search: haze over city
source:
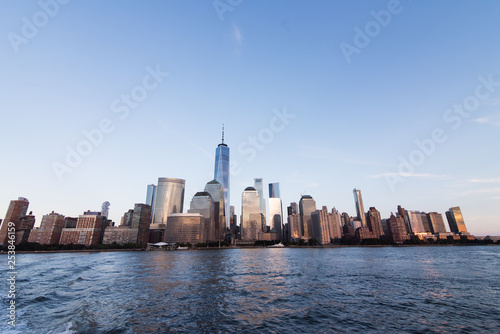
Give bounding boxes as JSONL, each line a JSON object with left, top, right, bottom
{"left": 1, "top": 0, "right": 499, "bottom": 235}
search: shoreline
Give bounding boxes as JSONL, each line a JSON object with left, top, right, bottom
{"left": 2, "top": 243, "right": 498, "bottom": 255}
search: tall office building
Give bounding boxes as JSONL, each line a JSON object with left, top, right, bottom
{"left": 299, "top": 195, "right": 316, "bottom": 239}
{"left": 188, "top": 191, "right": 215, "bottom": 242}
{"left": 366, "top": 207, "right": 384, "bottom": 238}
{"left": 420, "top": 213, "right": 432, "bottom": 233}
{"left": 146, "top": 185, "right": 156, "bottom": 206}
{"left": 254, "top": 178, "right": 266, "bottom": 229}
{"left": 311, "top": 206, "right": 331, "bottom": 244}
{"left": 387, "top": 214, "right": 409, "bottom": 244}
{"left": 406, "top": 211, "right": 425, "bottom": 234}
{"left": 268, "top": 182, "right": 283, "bottom": 239}
{"left": 329, "top": 208, "right": 343, "bottom": 240}
{"left": 397, "top": 205, "right": 411, "bottom": 234}
{"left": 240, "top": 187, "right": 262, "bottom": 241}
{"left": 269, "top": 182, "right": 280, "bottom": 198}
{"left": 427, "top": 212, "right": 447, "bottom": 234}
{"left": 214, "top": 126, "right": 230, "bottom": 230}
{"left": 152, "top": 177, "right": 185, "bottom": 225}
{"left": 0, "top": 197, "right": 30, "bottom": 246}
{"left": 353, "top": 189, "right": 366, "bottom": 228}
{"left": 268, "top": 198, "right": 283, "bottom": 239}
{"left": 205, "top": 180, "right": 225, "bottom": 241}
{"left": 446, "top": 207, "right": 468, "bottom": 233}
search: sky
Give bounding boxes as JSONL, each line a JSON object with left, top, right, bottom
{"left": 1, "top": 0, "right": 499, "bottom": 235}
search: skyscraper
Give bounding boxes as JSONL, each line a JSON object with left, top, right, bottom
{"left": 254, "top": 178, "right": 266, "bottom": 229}
{"left": 205, "top": 180, "right": 225, "bottom": 241}
{"left": 241, "top": 187, "right": 262, "bottom": 241}
{"left": 0, "top": 197, "right": 30, "bottom": 246}
{"left": 446, "top": 206, "right": 467, "bottom": 233}
{"left": 366, "top": 207, "right": 384, "bottom": 238}
{"left": 406, "top": 211, "right": 425, "bottom": 234}
{"left": 299, "top": 195, "right": 316, "bottom": 239}
{"left": 268, "top": 182, "right": 283, "bottom": 239}
{"left": 427, "top": 212, "right": 447, "bottom": 234}
{"left": 214, "top": 126, "right": 230, "bottom": 230}
{"left": 269, "top": 182, "right": 280, "bottom": 198}
{"left": 311, "top": 206, "right": 331, "bottom": 244}
{"left": 146, "top": 184, "right": 156, "bottom": 206}
{"left": 353, "top": 189, "right": 366, "bottom": 228}
{"left": 152, "top": 178, "right": 185, "bottom": 225}
{"left": 188, "top": 191, "right": 215, "bottom": 242}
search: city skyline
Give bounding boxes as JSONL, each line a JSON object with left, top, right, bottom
{"left": 1, "top": 1, "right": 500, "bottom": 235}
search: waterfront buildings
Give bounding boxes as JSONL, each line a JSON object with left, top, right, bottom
{"left": 214, "top": 126, "right": 230, "bottom": 229}
{"left": 28, "top": 212, "right": 65, "bottom": 245}
{"left": 103, "top": 203, "right": 152, "bottom": 245}
{"left": 164, "top": 213, "right": 205, "bottom": 244}
{"left": 60, "top": 211, "right": 107, "bottom": 247}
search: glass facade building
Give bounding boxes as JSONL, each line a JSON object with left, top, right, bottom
{"left": 254, "top": 178, "right": 266, "bottom": 229}
{"left": 269, "top": 182, "right": 280, "bottom": 198}
{"left": 205, "top": 180, "right": 225, "bottom": 241}
{"left": 268, "top": 197, "right": 283, "bottom": 239}
{"left": 299, "top": 195, "right": 316, "bottom": 239}
{"left": 353, "top": 189, "right": 367, "bottom": 228}
{"left": 241, "top": 187, "right": 261, "bottom": 240}
{"left": 152, "top": 178, "right": 185, "bottom": 225}
{"left": 214, "top": 133, "right": 230, "bottom": 230}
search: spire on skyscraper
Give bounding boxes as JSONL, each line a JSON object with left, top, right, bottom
{"left": 222, "top": 124, "right": 224, "bottom": 144}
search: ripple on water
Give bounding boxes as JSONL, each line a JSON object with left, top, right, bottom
{"left": 7, "top": 247, "right": 500, "bottom": 333}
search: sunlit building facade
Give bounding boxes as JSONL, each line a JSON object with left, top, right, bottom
{"left": 152, "top": 177, "right": 185, "bottom": 225}
{"left": 164, "top": 213, "right": 205, "bottom": 244}
{"left": 427, "top": 212, "right": 447, "bottom": 234}
{"left": 241, "top": 187, "right": 262, "bottom": 241}
{"left": 446, "top": 207, "right": 467, "bottom": 234}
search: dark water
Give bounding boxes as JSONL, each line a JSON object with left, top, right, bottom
{"left": 1, "top": 246, "right": 500, "bottom": 333}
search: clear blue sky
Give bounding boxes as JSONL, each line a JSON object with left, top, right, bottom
{"left": 1, "top": 0, "right": 499, "bottom": 235}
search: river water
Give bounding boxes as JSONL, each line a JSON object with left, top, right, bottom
{"left": 1, "top": 246, "right": 499, "bottom": 333}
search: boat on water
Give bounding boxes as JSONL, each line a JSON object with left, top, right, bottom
{"left": 176, "top": 246, "right": 189, "bottom": 250}
{"left": 267, "top": 242, "right": 285, "bottom": 248}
